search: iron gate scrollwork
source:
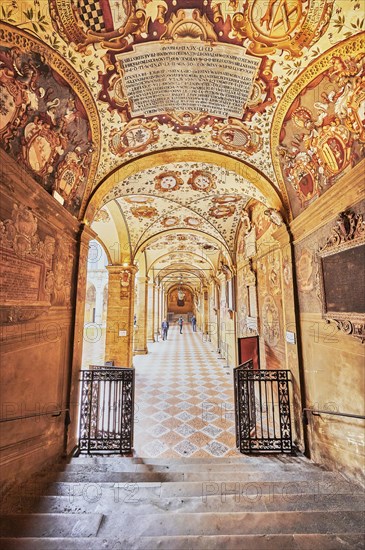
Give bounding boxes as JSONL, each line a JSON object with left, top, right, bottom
{"left": 78, "top": 366, "right": 134, "bottom": 454}
{"left": 234, "top": 361, "right": 293, "bottom": 453}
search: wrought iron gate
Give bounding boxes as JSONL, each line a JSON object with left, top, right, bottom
{"left": 78, "top": 366, "right": 134, "bottom": 454}
{"left": 234, "top": 360, "right": 293, "bottom": 453}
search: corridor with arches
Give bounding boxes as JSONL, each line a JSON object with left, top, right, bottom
{"left": 0, "top": 3, "right": 364, "bottom": 547}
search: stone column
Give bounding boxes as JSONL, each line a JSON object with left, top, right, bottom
{"left": 147, "top": 280, "right": 155, "bottom": 343}
{"left": 133, "top": 276, "right": 148, "bottom": 354}
{"left": 202, "top": 287, "right": 209, "bottom": 335}
{"left": 68, "top": 224, "right": 97, "bottom": 453}
{"left": 105, "top": 265, "right": 138, "bottom": 367}
{"left": 154, "top": 284, "right": 160, "bottom": 340}
{"left": 94, "top": 278, "right": 105, "bottom": 325}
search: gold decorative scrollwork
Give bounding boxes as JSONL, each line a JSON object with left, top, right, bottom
{"left": 161, "top": 9, "right": 217, "bottom": 42}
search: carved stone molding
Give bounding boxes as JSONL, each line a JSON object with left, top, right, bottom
{"left": 327, "top": 318, "right": 365, "bottom": 344}
{"left": 317, "top": 210, "right": 365, "bottom": 344}
{"left": 320, "top": 211, "right": 365, "bottom": 255}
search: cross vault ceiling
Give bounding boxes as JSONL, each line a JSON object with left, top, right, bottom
{"left": 0, "top": 1, "right": 364, "bottom": 279}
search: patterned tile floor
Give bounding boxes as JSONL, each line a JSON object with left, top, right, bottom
{"left": 134, "top": 324, "right": 240, "bottom": 458}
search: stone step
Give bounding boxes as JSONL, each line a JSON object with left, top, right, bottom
{"left": 0, "top": 513, "right": 103, "bottom": 538}
{"left": 46, "top": 470, "right": 342, "bottom": 484}
{"left": 14, "top": 492, "right": 365, "bottom": 515}
{"left": 16, "top": 478, "right": 361, "bottom": 500}
{"left": 63, "top": 461, "right": 324, "bottom": 474}
{"left": 141, "top": 534, "right": 365, "bottom": 550}
{"left": 72, "top": 455, "right": 312, "bottom": 466}
{"left": 97, "top": 510, "right": 365, "bottom": 537}
{"left": 1, "top": 534, "right": 365, "bottom": 550}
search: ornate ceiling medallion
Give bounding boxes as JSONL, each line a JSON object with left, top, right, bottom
{"left": 154, "top": 171, "right": 184, "bottom": 192}
{"left": 109, "top": 119, "right": 160, "bottom": 156}
{"left": 212, "top": 195, "right": 242, "bottom": 204}
{"left": 184, "top": 217, "right": 202, "bottom": 228}
{"left": 22, "top": 119, "right": 66, "bottom": 178}
{"left": 130, "top": 206, "right": 158, "bottom": 218}
{"left": 49, "top": 0, "right": 152, "bottom": 53}
{"left": 161, "top": 216, "right": 179, "bottom": 227}
{"left": 209, "top": 204, "right": 236, "bottom": 218}
{"left": 124, "top": 196, "right": 153, "bottom": 204}
{"left": 312, "top": 124, "right": 351, "bottom": 176}
{"left": 211, "top": 121, "right": 262, "bottom": 153}
{"left": 232, "top": 0, "right": 334, "bottom": 58}
{"left": 55, "top": 151, "right": 86, "bottom": 205}
{"left": 187, "top": 170, "right": 216, "bottom": 192}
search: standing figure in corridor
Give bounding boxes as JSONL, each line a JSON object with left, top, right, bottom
{"left": 191, "top": 315, "right": 197, "bottom": 332}
{"left": 178, "top": 316, "right": 183, "bottom": 334}
{"left": 161, "top": 319, "right": 168, "bottom": 340}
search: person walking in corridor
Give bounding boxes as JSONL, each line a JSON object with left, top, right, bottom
{"left": 178, "top": 316, "right": 183, "bottom": 334}
{"left": 161, "top": 319, "right": 168, "bottom": 340}
{"left": 191, "top": 315, "right": 197, "bottom": 332}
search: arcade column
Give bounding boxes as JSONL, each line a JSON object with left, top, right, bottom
{"left": 133, "top": 275, "right": 149, "bottom": 355}
{"left": 105, "top": 264, "right": 138, "bottom": 367}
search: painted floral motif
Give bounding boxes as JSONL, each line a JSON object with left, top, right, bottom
{"left": 154, "top": 171, "right": 184, "bottom": 192}
{"left": 130, "top": 205, "right": 158, "bottom": 218}
{"left": 187, "top": 170, "right": 217, "bottom": 192}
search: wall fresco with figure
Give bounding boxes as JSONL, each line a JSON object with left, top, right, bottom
{"left": 0, "top": 41, "right": 98, "bottom": 217}
{"left": 278, "top": 51, "right": 365, "bottom": 217}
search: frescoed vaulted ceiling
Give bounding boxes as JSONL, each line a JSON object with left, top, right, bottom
{"left": 0, "top": 1, "right": 364, "bottom": 276}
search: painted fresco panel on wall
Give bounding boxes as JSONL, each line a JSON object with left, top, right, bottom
{"left": 278, "top": 52, "right": 365, "bottom": 217}
{"left": 0, "top": 45, "right": 94, "bottom": 217}
{"left": 257, "top": 248, "right": 285, "bottom": 369}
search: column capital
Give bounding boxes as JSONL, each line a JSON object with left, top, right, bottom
{"left": 106, "top": 264, "right": 138, "bottom": 275}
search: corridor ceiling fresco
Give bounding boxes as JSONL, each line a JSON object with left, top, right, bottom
{"left": 0, "top": 1, "right": 364, "bottom": 263}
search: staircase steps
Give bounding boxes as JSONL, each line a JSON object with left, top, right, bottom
{"left": 0, "top": 455, "right": 363, "bottom": 549}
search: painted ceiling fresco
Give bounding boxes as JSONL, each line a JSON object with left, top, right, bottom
{"left": 98, "top": 161, "right": 271, "bottom": 255}
{"left": 0, "top": 1, "right": 364, "bottom": 227}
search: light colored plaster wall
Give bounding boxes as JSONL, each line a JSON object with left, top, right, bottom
{"left": 291, "top": 162, "right": 365, "bottom": 484}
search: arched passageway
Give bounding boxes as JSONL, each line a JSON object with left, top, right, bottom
{"left": 0, "top": 9, "right": 364, "bottom": 547}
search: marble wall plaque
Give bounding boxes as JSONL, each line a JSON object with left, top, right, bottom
{"left": 117, "top": 42, "right": 260, "bottom": 118}
{"left": 0, "top": 249, "right": 43, "bottom": 302}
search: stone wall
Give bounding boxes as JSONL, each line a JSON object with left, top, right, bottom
{"left": 0, "top": 150, "right": 82, "bottom": 487}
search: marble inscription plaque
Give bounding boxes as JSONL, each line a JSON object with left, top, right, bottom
{"left": 117, "top": 42, "right": 260, "bottom": 118}
{"left": 0, "top": 250, "right": 42, "bottom": 302}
